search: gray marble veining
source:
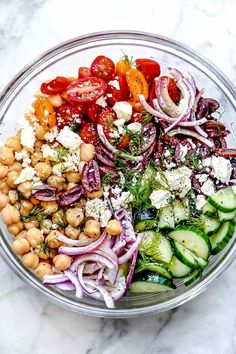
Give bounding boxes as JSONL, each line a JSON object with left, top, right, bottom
{"left": 1, "top": 0, "right": 236, "bottom": 353}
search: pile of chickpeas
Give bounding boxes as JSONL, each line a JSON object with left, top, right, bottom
{"left": 0, "top": 107, "right": 123, "bottom": 280}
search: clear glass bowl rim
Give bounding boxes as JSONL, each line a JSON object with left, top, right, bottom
{"left": 1, "top": 30, "right": 236, "bottom": 318}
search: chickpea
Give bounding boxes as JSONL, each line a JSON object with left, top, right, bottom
{"left": 53, "top": 254, "right": 72, "bottom": 271}
{"left": 47, "top": 175, "right": 65, "bottom": 191}
{"left": 66, "top": 207, "right": 84, "bottom": 228}
{"left": 106, "top": 219, "right": 122, "bottom": 236}
{"left": 6, "top": 171, "right": 19, "bottom": 188}
{"left": 8, "top": 221, "right": 24, "bottom": 236}
{"left": 8, "top": 162, "right": 22, "bottom": 173}
{"left": 35, "top": 262, "right": 53, "bottom": 279}
{"left": 5, "top": 136, "right": 21, "bottom": 152}
{"left": 0, "top": 192, "right": 9, "bottom": 210}
{"left": 52, "top": 210, "right": 67, "bottom": 227}
{"left": 48, "top": 95, "right": 63, "bottom": 107}
{"left": 22, "top": 252, "right": 39, "bottom": 269}
{"left": 0, "top": 180, "right": 9, "bottom": 194}
{"left": 26, "top": 228, "right": 43, "bottom": 248}
{"left": 0, "top": 146, "right": 15, "bottom": 166}
{"left": 30, "top": 197, "right": 40, "bottom": 206}
{"left": 0, "top": 163, "right": 8, "bottom": 179}
{"left": 1, "top": 204, "right": 20, "bottom": 225}
{"left": 36, "top": 245, "right": 50, "bottom": 260}
{"left": 24, "top": 220, "right": 40, "bottom": 230}
{"left": 41, "top": 201, "right": 58, "bottom": 214}
{"left": 25, "top": 113, "right": 38, "bottom": 125}
{"left": 86, "top": 187, "right": 103, "bottom": 199}
{"left": 80, "top": 143, "right": 95, "bottom": 162}
{"left": 78, "top": 161, "right": 86, "bottom": 174}
{"left": 75, "top": 198, "right": 86, "bottom": 212}
{"left": 12, "top": 238, "right": 30, "bottom": 255}
{"left": 65, "top": 171, "right": 81, "bottom": 183}
{"left": 35, "top": 162, "right": 52, "bottom": 179}
{"left": 84, "top": 219, "right": 101, "bottom": 238}
{"left": 31, "top": 151, "right": 43, "bottom": 167}
{"left": 79, "top": 232, "right": 92, "bottom": 244}
{"left": 49, "top": 249, "right": 57, "bottom": 259}
{"left": 8, "top": 190, "right": 18, "bottom": 204}
{"left": 35, "top": 125, "right": 48, "bottom": 140}
{"left": 17, "top": 182, "right": 32, "bottom": 199}
{"left": 40, "top": 219, "right": 52, "bottom": 235}
{"left": 45, "top": 230, "right": 62, "bottom": 249}
{"left": 65, "top": 224, "right": 80, "bottom": 240}
{"left": 67, "top": 182, "right": 77, "bottom": 190}
{"left": 34, "top": 140, "right": 44, "bottom": 151}
{"left": 18, "top": 200, "right": 34, "bottom": 216}
{"left": 14, "top": 230, "right": 27, "bottom": 240}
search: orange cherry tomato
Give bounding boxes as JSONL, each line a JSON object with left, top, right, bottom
{"left": 115, "top": 58, "right": 131, "bottom": 76}
{"left": 126, "top": 68, "right": 149, "bottom": 102}
{"left": 117, "top": 134, "right": 131, "bottom": 150}
{"left": 33, "top": 98, "right": 56, "bottom": 129}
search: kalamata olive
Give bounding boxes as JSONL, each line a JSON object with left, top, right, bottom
{"left": 192, "top": 177, "right": 201, "bottom": 193}
{"left": 216, "top": 148, "right": 236, "bottom": 158}
{"left": 130, "top": 123, "right": 156, "bottom": 154}
{"left": 199, "top": 145, "right": 211, "bottom": 158}
{"left": 175, "top": 140, "right": 195, "bottom": 165}
{"left": 95, "top": 144, "right": 115, "bottom": 167}
{"left": 82, "top": 160, "right": 101, "bottom": 192}
{"left": 197, "top": 98, "right": 209, "bottom": 119}
{"left": 32, "top": 184, "right": 58, "bottom": 201}
{"left": 162, "top": 134, "right": 180, "bottom": 148}
{"left": 58, "top": 185, "right": 84, "bottom": 207}
{"left": 154, "top": 139, "right": 164, "bottom": 159}
{"left": 204, "top": 98, "right": 220, "bottom": 113}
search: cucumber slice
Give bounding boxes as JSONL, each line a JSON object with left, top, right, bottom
{"left": 169, "top": 225, "right": 211, "bottom": 260}
{"left": 135, "top": 219, "right": 158, "bottom": 232}
{"left": 130, "top": 273, "right": 176, "bottom": 293}
{"left": 139, "top": 231, "right": 173, "bottom": 263}
{"left": 167, "top": 256, "right": 192, "bottom": 278}
{"left": 158, "top": 205, "right": 175, "bottom": 230}
{"left": 134, "top": 208, "right": 156, "bottom": 222}
{"left": 184, "top": 270, "right": 202, "bottom": 286}
{"left": 202, "top": 202, "right": 216, "bottom": 217}
{"left": 192, "top": 254, "right": 208, "bottom": 268}
{"left": 208, "top": 188, "right": 236, "bottom": 212}
{"left": 210, "top": 221, "right": 235, "bottom": 254}
{"left": 218, "top": 210, "right": 236, "bottom": 222}
{"left": 172, "top": 240, "right": 198, "bottom": 269}
{"left": 173, "top": 199, "right": 189, "bottom": 224}
{"left": 201, "top": 215, "right": 221, "bottom": 235}
{"left": 135, "top": 260, "right": 172, "bottom": 279}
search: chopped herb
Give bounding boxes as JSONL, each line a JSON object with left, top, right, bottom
{"left": 39, "top": 240, "right": 51, "bottom": 255}
{"left": 57, "top": 146, "right": 70, "bottom": 161}
{"left": 70, "top": 123, "right": 80, "bottom": 132}
{"left": 126, "top": 127, "right": 144, "bottom": 155}
{"left": 102, "top": 172, "right": 116, "bottom": 185}
{"left": 54, "top": 210, "right": 67, "bottom": 228}
{"left": 21, "top": 205, "right": 51, "bottom": 222}
{"left": 17, "top": 190, "right": 26, "bottom": 200}
{"left": 186, "top": 151, "right": 202, "bottom": 171}
{"left": 141, "top": 112, "right": 153, "bottom": 124}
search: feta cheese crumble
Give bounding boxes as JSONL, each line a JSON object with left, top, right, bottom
{"left": 20, "top": 125, "right": 35, "bottom": 152}
{"left": 201, "top": 179, "right": 215, "bottom": 196}
{"left": 196, "top": 195, "right": 206, "bottom": 210}
{"left": 127, "top": 122, "right": 142, "bottom": 133}
{"left": 57, "top": 126, "right": 82, "bottom": 150}
{"left": 96, "top": 96, "right": 107, "bottom": 108}
{"left": 14, "top": 167, "right": 35, "bottom": 185}
{"left": 156, "top": 167, "right": 192, "bottom": 198}
{"left": 150, "top": 190, "right": 172, "bottom": 209}
{"left": 113, "top": 101, "right": 132, "bottom": 122}
{"left": 42, "top": 144, "right": 58, "bottom": 161}
{"left": 15, "top": 148, "right": 30, "bottom": 161}
{"left": 111, "top": 191, "right": 133, "bottom": 211}
{"left": 108, "top": 80, "right": 120, "bottom": 90}
{"left": 211, "top": 156, "right": 232, "bottom": 184}
{"left": 52, "top": 161, "right": 77, "bottom": 176}
{"left": 85, "top": 198, "right": 112, "bottom": 227}
{"left": 44, "top": 127, "right": 58, "bottom": 143}
{"left": 179, "top": 144, "right": 188, "bottom": 162}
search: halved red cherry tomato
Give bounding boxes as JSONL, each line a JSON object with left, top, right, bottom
{"left": 56, "top": 104, "right": 83, "bottom": 130}
{"left": 162, "top": 76, "right": 181, "bottom": 104}
{"left": 136, "top": 58, "right": 160, "bottom": 83}
{"left": 148, "top": 82, "right": 156, "bottom": 107}
{"left": 78, "top": 67, "right": 92, "bottom": 79}
{"left": 66, "top": 77, "right": 107, "bottom": 104}
{"left": 126, "top": 68, "right": 149, "bottom": 102}
{"left": 32, "top": 98, "right": 56, "bottom": 129}
{"left": 115, "top": 57, "right": 131, "bottom": 76}
{"left": 130, "top": 112, "right": 142, "bottom": 123}
{"left": 90, "top": 55, "right": 115, "bottom": 82}
{"left": 106, "top": 75, "right": 130, "bottom": 105}
{"left": 118, "top": 74, "right": 130, "bottom": 99}
{"left": 87, "top": 103, "right": 101, "bottom": 122}
{"left": 117, "top": 134, "right": 131, "bottom": 150}
{"left": 97, "top": 107, "right": 116, "bottom": 139}
{"left": 80, "top": 122, "right": 98, "bottom": 144}
{"left": 40, "top": 77, "right": 70, "bottom": 95}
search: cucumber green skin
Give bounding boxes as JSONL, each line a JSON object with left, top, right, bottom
{"left": 169, "top": 225, "right": 212, "bottom": 260}
{"left": 135, "top": 261, "right": 172, "bottom": 279}
{"left": 202, "top": 216, "right": 221, "bottom": 236}
{"left": 184, "top": 270, "right": 201, "bottom": 286}
{"left": 130, "top": 273, "right": 176, "bottom": 293}
{"left": 139, "top": 231, "right": 173, "bottom": 264}
{"left": 218, "top": 210, "right": 236, "bottom": 222}
{"left": 202, "top": 203, "right": 216, "bottom": 217}
{"left": 208, "top": 188, "right": 236, "bottom": 212}
{"left": 135, "top": 219, "right": 158, "bottom": 232}
{"left": 158, "top": 205, "right": 175, "bottom": 230}
{"left": 167, "top": 256, "right": 192, "bottom": 278}
{"left": 210, "top": 221, "right": 235, "bottom": 254}
{"left": 172, "top": 240, "right": 198, "bottom": 269}
{"left": 173, "top": 199, "right": 189, "bottom": 224}
{"left": 193, "top": 255, "right": 208, "bottom": 268}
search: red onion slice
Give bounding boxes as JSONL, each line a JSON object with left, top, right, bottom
{"left": 64, "top": 270, "right": 83, "bottom": 298}
{"left": 70, "top": 253, "right": 116, "bottom": 274}
{"left": 84, "top": 279, "right": 115, "bottom": 308}
{"left": 169, "top": 128, "right": 214, "bottom": 148}
{"left": 55, "top": 281, "right": 76, "bottom": 291}
{"left": 125, "top": 248, "right": 138, "bottom": 294}
{"left": 118, "top": 234, "right": 143, "bottom": 265}
{"left": 43, "top": 274, "right": 69, "bottom": 285}
{"left": 77, "top": 263, "right": 96, "bottom": 294}
{"left": 156, "top": 77, "right": 182, "bottom": 118}
{"left": 57, "top": 234, "right": 93, "bottom": 247}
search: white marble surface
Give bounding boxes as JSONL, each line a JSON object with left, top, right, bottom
{"left": 1, "top": 0, "right": 236, "bottom": 353}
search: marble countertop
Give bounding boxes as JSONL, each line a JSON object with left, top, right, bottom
{"left": 1, "top": 0, "right": 236, "bottom": 353}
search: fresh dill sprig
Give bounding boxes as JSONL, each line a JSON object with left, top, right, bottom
{"left": 101, "top": 172, "right": 116, "bottom": 185}
{"left": 57, "top": 146, "right": 70, "bottom": 161}
{"left": 186, "top": 151, "right": 202, "bottom": 171}
{"left": 70, "top": 123, "right": 80, "bottom": 132}
{"left": 54, "top": 210, "right": 67, "bottom": 228}
{"left": 125, "top": 128, "right": 144, "bottom": 156}
{"left": 17, "top": 190, "right": 27, "bottom": 200}
{"left": 141, "top": 112, "right": 153, "bottom": 124}
{"left": 39, "top": 240, "right": 51, "bottom": 255}
{"left": 21, "top": 205, "right": 51, "bottom": 222}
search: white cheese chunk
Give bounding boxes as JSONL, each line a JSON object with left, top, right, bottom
{"left": 179, "top": 144, "right": 188, "bottom": 162}
{"left": 15, "top": 148, "right": 30, "bottom": 161}
{"left": 127, "top": 122, "right": 142, "bottom": 133}
{"left": 85, "top": 198, "right": 112, "bottom": 227}
{"left": 113, "top": 101, "right": 132, "bottom": 122}
{"left": 96, "top": 96, "right": 107, "bottom": 108}
{"left": 157, "top": 167, "right": 192, "bottom": 198}
{"left": 150, "top": 189, "right": 172, "bottom": 209}
{"left": 57, "top": 126, "right": 82, "bottom": 150}
{"left": 201, "top": 179, "right": 215, "bottom": 196}
{"left": 44, "top": 126, "right": 58, "bottom": 143}
{"left": 14, "top": 167, "right": 35, "bottom": 185}
{"left": 111, "top": 191, "right": 133, "bottom": 211}
{"left": 195, "top": 174, "right": 208, "bottom": 184}
{"left": 196, "top": 195, "right": 206, "bottom": 210}
{"left": 108, "top": 80, "right": 120, "bottom": 90}
{"left": 20, "top": 125, "right": 35, "bottom": 152}
{"left": 22, "top": 158, "right": 31, "bottom": 168}
{"left": 52, "top": 161, "right": 77, "bottom": 176}
{"left": 211, "top": 156, "right": 232, "bottom": 184}
{"left": 42, "top": 144, "right": 58, "bottom": 161}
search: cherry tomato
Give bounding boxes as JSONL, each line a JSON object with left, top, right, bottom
{"left": 87, "top": 103, "right": 101, "bottom": 122}
{"left": 162, "top": 76, "right": 181, "bottom": 104}
{"left": 56, "top": 104, "right": 83, "bottom": 130}
{"left": 136, "top": 58, "right": 161, "bottom": 83}
{"left": 97, "top": 107, "right": 116, "bottom": 139}
{"left": 32, "top": 98, "right": 56, "bottom": 129}
{"left": 115, "top": 57, "right": 131, "bottom": 76}
{"left": 118, "top": 74, "right": 130, "bottom": 99}
{"left": 78, "top": 67, "right": 92, "bottom": 78}
{"left": 130, "top": 112, "right": 142, "bottom": 123}
{"left": 90, "top": 55, "right": 115, "bottom": 82}
{"left": 148, "top": 82, "right": 156, "bottom": 107}
{"left": 106, "top": 75, "right": 130, "bottom": 105}
{"left": 117, "top": 134, "right": 131, "bottom": 150}
{"left": 80, "top": 122, "right": 98, "bottom": 144}
{"left": 66, "top": 77, "right": 107, "bottom": 104}
{"left": 126, "top": 68, "right": 149, "bottom": 102}
{"left": 40, "top": 77, "right": 70, "bottom": 95}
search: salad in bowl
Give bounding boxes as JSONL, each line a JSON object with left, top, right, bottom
{"left": 0, "top": 51, "right": 236, "bottom": 309}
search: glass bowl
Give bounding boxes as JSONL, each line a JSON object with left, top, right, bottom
{"left": 1, "top": 31, "right": 236, "bottom": 318}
